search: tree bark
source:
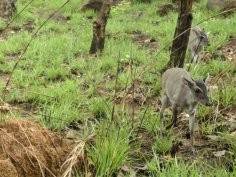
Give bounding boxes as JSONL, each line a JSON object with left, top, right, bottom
{"left": 89, "top": 0, "right": 112, "bottom": 54}
{"left": 161, "top": 0, "right": 193, "bottom": 73}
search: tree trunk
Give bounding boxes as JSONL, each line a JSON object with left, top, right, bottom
{"left": 89, "top": 0, "right": 112, "bottom": 54}
{"left": 161, "top": 0, "right": 193, "bottom": 73}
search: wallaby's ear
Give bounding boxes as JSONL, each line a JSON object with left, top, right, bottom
{"left": 182, "top": 76, "right": 194, "bottom": 88}
{"left": 203, "top": 73, "right": 210, "bottom": 84}
{"left": 194, "top": 86, "right": 203, "bottom": 94}
{"left": 182, "top": 77, "right": 204, "bottom": 95}
{"left": 206, "top": 31, "right": 210, "bottom": 36}
{"left": 192, "top": 28, "right": 200, "bottom": 37}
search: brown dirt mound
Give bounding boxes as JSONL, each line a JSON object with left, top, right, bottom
{"left": 0, "top": 119, "right": 76, "bottom": 177}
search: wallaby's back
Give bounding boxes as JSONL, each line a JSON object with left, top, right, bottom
{"left": 162, "top": 68, "right": 191, "bottom": 91}
{"left": 188, "top": 26, "right": 209, "bottom": 53}
{"left": 187, "top": 26, "right": 209, "bottom": 64}
{"left": 188, "top": 26, "right": 201, "bottom": 51}
{"left": 162, "top": 68, "right": 193, "bottom": 106}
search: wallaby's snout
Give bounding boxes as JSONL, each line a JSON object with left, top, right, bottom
{"left": 194, "top": 79, "right": 212, "bottom": 107}
{"left": 205, "top": 95, "right": 213, "bottom": 107}
{"left": 203, "top": 94, "right": 212, "bottom": 107}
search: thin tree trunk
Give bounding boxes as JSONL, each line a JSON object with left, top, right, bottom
{"left": 89, "top": 0, "right": 112, "bottom": 54}
{"left": 161, "top": 0, "right": 193, "bottom": 73}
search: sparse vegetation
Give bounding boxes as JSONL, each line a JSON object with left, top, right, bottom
{"left": 0, "top": 0, "right": 235, "bottom": 176}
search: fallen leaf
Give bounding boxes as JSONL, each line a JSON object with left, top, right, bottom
{"left": 0, "top": 103, "right": 11, "bottom": 113}
{"left": 207, "top": 135, "right": 220, "bottom": 141}
{"left": 213, "top": 150, "right": 226, "bottom": 157}
{"left": 230, "top": 131, "right": 236, "bottom": 136}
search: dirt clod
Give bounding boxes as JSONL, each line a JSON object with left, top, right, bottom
{"left": 0, "top": 119, "right": 77, "bottom": 177}
{"left": 0, "top": 159, "right": 18, "bottom": 177}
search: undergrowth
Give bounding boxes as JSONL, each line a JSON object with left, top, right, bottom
{"left": 0, "top": 0, "right": 235, "bottom": 176}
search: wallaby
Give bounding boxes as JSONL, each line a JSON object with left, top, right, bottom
{"left": 188, "top": 26, "right": 210, "bottom": 64}
{"left": 160, "top": 68, "right": 212, "bottom": 151}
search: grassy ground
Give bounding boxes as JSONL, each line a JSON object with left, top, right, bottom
{"left": 0, "top": 0, "right": 236, "bottom": 176}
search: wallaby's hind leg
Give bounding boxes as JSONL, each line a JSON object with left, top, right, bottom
{"left": 194, "top": 55, "right": 201, "bottom": 70}
{"left": 160, "top": 95, "right": 169, "bottom": 138}
{"left": 190, "top": 50, "right": 196, "bottom": 63}
{"left": 189, "top": 111, "right": 196, "bottom": 152}
{"left": 193, "top": 55, "right": 199, "bottom": 64}
{"left": 166, "top": 103, "right": 178, "bottom": 129}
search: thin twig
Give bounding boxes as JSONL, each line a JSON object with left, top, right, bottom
{"left": 129, "top": 42, "right": 135, "bottom": 129}
{"left": 27, "top": 91, "right": 57, "bottom": 99}
{"left": 111, "top": 52, "right": 121, "bottom": 122}
{"left": 211, "top": 65, "right": 233, "bottom": 83}
{"left": 138, "top": 106, "right": 149, "bottom": 128}
{"left": 131, "top": 62, "right": 135, "bottom": 129}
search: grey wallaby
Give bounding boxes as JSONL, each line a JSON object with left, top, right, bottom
{"left": 160, "top": 68, "right": 212, "bottom": 151}
{"left": 188, "top": 26, "right": 210, "bottom": 64}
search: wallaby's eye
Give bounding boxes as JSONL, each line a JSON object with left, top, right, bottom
{"left": 200, "top": 35, "right": 205, "bottom": 40}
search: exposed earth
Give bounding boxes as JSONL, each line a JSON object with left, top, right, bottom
{"left": 0, "top": 119, "right": 79, "bottom": 177}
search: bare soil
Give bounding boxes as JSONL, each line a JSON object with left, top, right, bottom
{"left": 221, "top": 37, "right": 236, "bottom": 63}
{"left": 130, "top": 30, "right": 160, "bottom": 53}
{"left": 204, "top": 36, "right": 236, "bottom": 63}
